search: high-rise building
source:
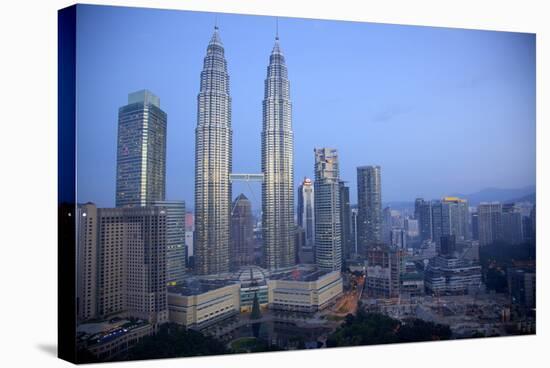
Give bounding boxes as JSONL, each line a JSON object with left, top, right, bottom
{"left": 313, "top": 149, "right": 342, "bottom": 270}
{"left": 351, "top": 208, "right": 359, "bottom": 256}
{"left": 390, "top": 228, "right": 407, "bottom": 249}
{"left": 77, "top": 203, "right": 98, "bottom": 321}
{"left": 382, "top": 206, "right": 392, "bottom": 244}
{"left": 116, "top": 90, "right": 167, "bottom": 208}
{"left": 194, "top": 27, "right": 232, "bottom": 275}
{"left": 431, "top": 200, "right": 451, "bottom": 247}
{"left": 261, "top": 33, "right": 295, "bottom": 270}
{"left": 442, "top": 197, "right": 470, "bottom": 241}
{"left": 357, "top": 166, "right": 382, "bottom": 255}
{"left": 153, "top": 201, "right": 186, "bottom": 285}
{"left": 478, "top": 202, "right": 503, "bottom": 246}
{"left": 471, "top": 212, "right": 479, "bottom": 240}
{"left": 502, "top": 203, "right": 524, "bottom": 245}
{"left": 339, "top": 181, "right": 352, "bottom": 263}
{"left": 405, "top": 218, "right": 419, "bottom": 238}
{"left": 297, "top": 178, "right": 315, "bottom": 247}
{"left": 230, "top": 194, "right": 255, "bottom": 270}
{"left": 440, "top": 234, "right": 456, "bottom": 256}
{"left": 77, "top": 203, "right": 168, "bottom": 325}
{"left": 414, "top": 198, "right": 433, "bottom": 242}
{"left": 314, "top": 148, "right": 342, "bottom": 272}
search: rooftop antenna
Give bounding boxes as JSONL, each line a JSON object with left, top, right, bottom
{"left": 275, "top": 17, "right": 279, "bottom": 40}
{"left": 214, "top": 15, "right": 218, "bottom": 30}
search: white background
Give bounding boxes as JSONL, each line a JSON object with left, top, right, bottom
{"left": 0, "top": 0, "right": 547, "bottom": 367}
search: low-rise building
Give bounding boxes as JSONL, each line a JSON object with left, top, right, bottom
{"left": 424, "top": 256, "right": 482, "bottom": 295}
{"left": 232, "top": 266, "right": 269, "bottom": 312}
{"left": 365, "top": 244, "right": 404, "bottom": 299}
{"left": 267, "top": 267, "right": 343, "bottom": 312}
{"left": 400, "top": 271, "right": 425, "bottom": 297}
{"left": 167, "top": 279, "right": 240, "bottom": 329}
{"left": 77, "top": 319, "right": 153, "bottom": 361}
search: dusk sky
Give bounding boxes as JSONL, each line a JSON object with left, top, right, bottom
{"left": 76, "top": 4, "right": 536, "bottom": 210}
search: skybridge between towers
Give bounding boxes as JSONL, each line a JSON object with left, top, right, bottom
{"left": 230, "top": 173, "right": 265, "bottom": 183}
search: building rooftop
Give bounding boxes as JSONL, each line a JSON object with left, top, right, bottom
{"left": 168, "top": 278, "right": 236, "bottom": 296}
{"left": 269, "top": 266, "right": 333, "bottom": 282}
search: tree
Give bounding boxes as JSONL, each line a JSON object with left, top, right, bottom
{"left": 326, "top": 312, "right": 452, "bottom": 348}
{"left": 119, "top": 323, "right": 228, "bottom": 361}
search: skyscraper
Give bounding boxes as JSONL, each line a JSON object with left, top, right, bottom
{"left": 351, "top": 208, "right": 359, "bottom": 256}
{"left": 502, "top": 203, "right": 524, "bottom": 245}
{"left": 339, "top": 181, "right": 352, "bottom": 263}
{"left": 414, "top": 198, "right": 433, "bottom": 242}
{"left": 116, "top": 90, "right": 167, "bottom": 208}
{"left": 390, "top": 228, "right": 407, "bottom": 249}
{"left": 230, "top": 194, "right": 255, "bottom": 270}
{"left": 314, "top": 148, "right": 342, "bottom": 272}
{"left": 478, "top": 202, "right": 503, "bottom": 246}
{"left": 261, "top": 32, "right": 295, "bottom": 270}
{"left": 357, "top": 165, "right": 382, "bottom": 255}
{"left": 194, "top": 27, "right": 232, "bottom": 275}
{"left": 297, "top": 178, "right": 315, "bottom": 247}
{"left": 442, "top": 196, "right": 470, "bottom": 241}
{"left": 153, "top": 200, "right": 187, "bottom": 285}
{"left": 382, "top": 206, "right": 393, "bottom": 244}
{"left": 431, "top": 199, "right": 454, "bottom": 246}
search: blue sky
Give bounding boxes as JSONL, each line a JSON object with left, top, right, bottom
{"left": 75, "top": 4, "right": 535, "bottom": 210}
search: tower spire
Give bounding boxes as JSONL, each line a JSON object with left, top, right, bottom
{"left": 275, "top": 17, "right": 279, "bottom": 40}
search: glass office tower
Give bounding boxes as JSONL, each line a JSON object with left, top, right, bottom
{"left": 115, "top": 90, "right": 167, "bottom": 208}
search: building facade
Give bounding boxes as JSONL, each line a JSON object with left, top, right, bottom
{"left": 154, "top": 200, "right": 187, "bottom": 285}
{"left": 297, "top": 178, "right": 315, "bottom": 247}
{"left": 365, "top": 244, "right": 404, "bottom": 299}
{"left": 357, "top": 166, "right": 382, "bottom": 255}
{"left": 168, "top": 280, "right": 240, "bottom": 329}
{"left": 414, "top": 198, "right": 433, "bottom": 242}
{"left": 194, "top": 27, "right": 232, "bottom": 275}
{"left": 339, "top": 181, "right": 352, "bottom": 263}
{"left": 502, "top": 203, "right": 524, "bottom": 245}
{"left": 267, "top": 269, "right": 343, "bottom": 312}
{"left": 477, "top": 202, "right": 503, "bottom": 246}
{"left": 230, "top": 194, "right": 255, "bottom": 270}
{"left": 261, "top": 34, "right": 295, "bottom": 270}
{"left": 77, "top": 203, "right": 98, "bottom": 321}
{"left": 77, "top": 203, "right": 168, "bottom": 325}
{"left": 116, "top": 90, "right": 167, "bottom": 208}
{"left": 314, "top": 148, "right": 342, "bottom": 272}
{"left": 424, "top": 256, "right": 482, "bottom": 295}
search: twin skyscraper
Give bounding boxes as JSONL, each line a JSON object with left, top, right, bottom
{"left": 194, "top": 26, "right": 295, "bottom": 275}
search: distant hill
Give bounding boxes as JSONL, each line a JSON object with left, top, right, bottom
{"left": 505, "top": 192, "right": 536, "bottom": 204}
{"left": 451, "top": 185, "right": 536, "bottom": 206}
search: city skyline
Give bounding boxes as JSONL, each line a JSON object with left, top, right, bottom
{"left": 76, "top": 5, "right": 536, "bottom": 210}
{"left": 66, "top": 5, "right": 537, "bottom": 362}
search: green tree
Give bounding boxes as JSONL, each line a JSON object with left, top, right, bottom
{"left": 326, "top": 312, "right": 451, "bottom": 348}
{"left": 119, "top": 323, "right": 228, "bottom": 361}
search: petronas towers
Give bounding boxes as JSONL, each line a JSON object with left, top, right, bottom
{"left": 194, "top": 26, "right": 295, "bottom": 275}
{"left": 261, "top": 36, "right": 295, "bottom": 270}
{"left": 194, "top": 27, "right": 232, "bottom": 275}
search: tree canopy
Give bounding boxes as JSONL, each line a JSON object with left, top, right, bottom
{"left": 326, "top": 311, "right": 452, "bottom": 347}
